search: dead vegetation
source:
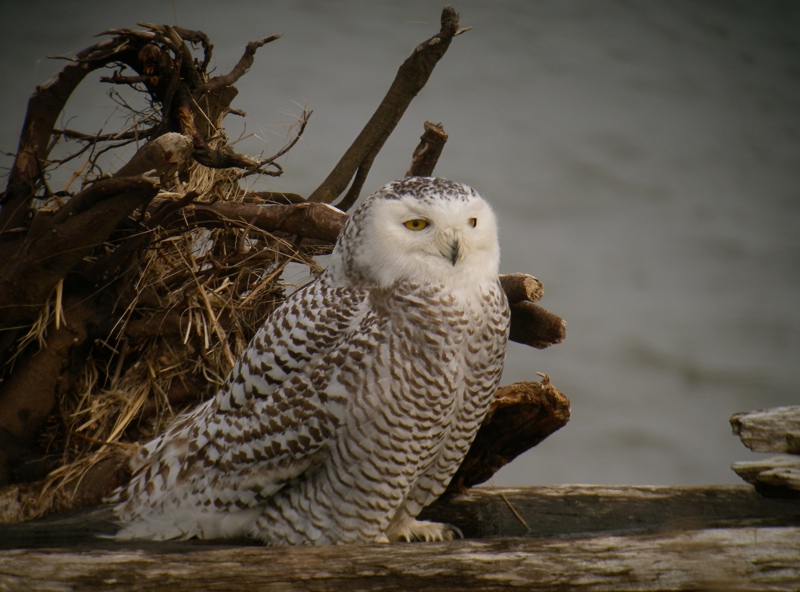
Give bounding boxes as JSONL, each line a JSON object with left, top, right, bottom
{"left": 0, "top": 6, "right": 567, "bottom": 523}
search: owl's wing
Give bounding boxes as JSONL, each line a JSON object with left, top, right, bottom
{"left": 220, "top": 280, "right": 372, "bottom": 406}
{"left": 125, "top": 280, "right": 377, "bottom": 510}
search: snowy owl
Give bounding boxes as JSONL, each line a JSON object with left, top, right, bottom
{"left": 109, "top": 176, "right": 510, "bottom": 545}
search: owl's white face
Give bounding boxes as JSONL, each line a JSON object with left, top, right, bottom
{"left": 330, "top": 178, "right": 501, "bottom": 290}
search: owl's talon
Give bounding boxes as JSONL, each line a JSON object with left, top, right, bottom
{"left": 389, "top": 519, "right": 462, "bottom": 543}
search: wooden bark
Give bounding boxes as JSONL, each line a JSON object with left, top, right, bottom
{"left": 2, "top": 486, "right": 798, "bottom": 591}
{"left": 406, "top": 121, "right": 449, "bottom": 178}
{"left": 499, "top": 273, "right": 544, "bottom": 304}
{"left": 731, "top": 406, "right": 800, "bottom": 454}
{"left": 732, "top": 455, "right": 800, "bottom": 496}
{"left": 0, "top": 174, "right": 160, "bottom": 336}
{"left": 730, "top": 406, "right": 800, "bottom": 495}
{"left": 508, "top": 301, "right": 567, "bottom": 349}
{"left": 4, "top": 530, "right": 799, "bottom": 592}
{"left": 184, "top": 201, "right": 349, "bottom": 244}
{"left": 0, "top": 134, "right": 191, "bottom": 484}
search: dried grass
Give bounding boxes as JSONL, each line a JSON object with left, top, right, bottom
{"left": 7, "top": 99, "right": 324, "bottom": 522}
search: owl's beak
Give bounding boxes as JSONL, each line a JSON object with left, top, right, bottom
{"left": 445, "top": 238, "right": 460, "bottom": 266}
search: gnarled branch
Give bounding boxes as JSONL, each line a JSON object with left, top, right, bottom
{"left": 0, "top": 36, "right": 141, "bottom": 233}
{"left": 308, "top": 6, "right": 465, "bottom": 207}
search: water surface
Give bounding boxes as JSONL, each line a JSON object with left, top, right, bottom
{"left": 1, "top": 0, "right": 798, "bottom": 486}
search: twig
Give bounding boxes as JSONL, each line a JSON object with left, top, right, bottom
{"left": 172, "top": 26, "right": 213, "bottom": 72}
{"left": 242, "top": 108, "right": 312, "bottom": 178}
{"left": 243, "top": 191, "right": 307, "bottom": 205}
{"left": 52, "top": 128, "right": 152, "bottom": 143}
{"left": 0, "top": 34, "right": 141, "bottom": 233}
{"left": 497, "top": 488, "right": 532, "bottom": 533}
{"left": 197, "top": 35, "right": 281, "bottom": 94}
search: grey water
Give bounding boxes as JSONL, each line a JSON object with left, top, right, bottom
{"left": 1, "top": 0, "right": 798, "bottom": 487}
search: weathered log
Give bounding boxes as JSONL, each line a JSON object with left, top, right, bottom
{"left": 3, "top": 529, "right": 799, "bottom": 592}
{"left": 731, "top": 406, "right": 800, "bottom": 454}
{"left": 732, "top": 455, "right": 800, "bottom": 497}
{"left": 730, "top": 406, "right": 800, "bottom": 495}
{"left": 2, "top": 486, "right": 798, "bottom": 591}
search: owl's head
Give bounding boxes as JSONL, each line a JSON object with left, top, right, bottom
{"left": 327, "top": 177, "right": 501, "bottom": 289}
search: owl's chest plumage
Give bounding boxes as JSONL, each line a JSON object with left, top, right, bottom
{"left": 367, "top": 280, "right": 508, "bottom": 417}
{"left": 292, "top": 279, "right": 511, "bottom": 543}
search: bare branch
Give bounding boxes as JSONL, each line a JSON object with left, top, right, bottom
{"left": 406, "top": 121, "right": 449, "bottom": 178}
{"left": 509, "top": 301, "right": 567, "bottom": 349}
{"left": 0, "top": 35, "right": 141, "bottom": 233}
{"left": 197, "top": 35, "right": 281, "bottom": 94}
{"left": 185, "top": 201, "right": 347, "bottom": 244}
{"left": 172, "top": 27, "right": 213, "bottom": 72}
{"left": 242, "top": 108, "right": 312, "bottom": 178}
{"left": 499, "top": 273, "right": 544, "bottom": 304}
{"left": 243, "top": 191, "right": 307, "bottom": 205}
{"left": 308, "top": 5, "right": 465, "bottom": 205}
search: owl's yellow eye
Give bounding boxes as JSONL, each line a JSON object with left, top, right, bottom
{"left": 468, "top": 217, "right": 477, "bottom": 228}
{"left": 403, "top": 219, "right": 429, "bottom": 231}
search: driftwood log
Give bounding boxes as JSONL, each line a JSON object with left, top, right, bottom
{"left": 731, "top": 406, "right": 800, "bottom": 454}
{"left": 731, "top": 406, "right": 800, "bottom": 496}
{"left": 1, "top": 485, "right": 798, "bottom": 591}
